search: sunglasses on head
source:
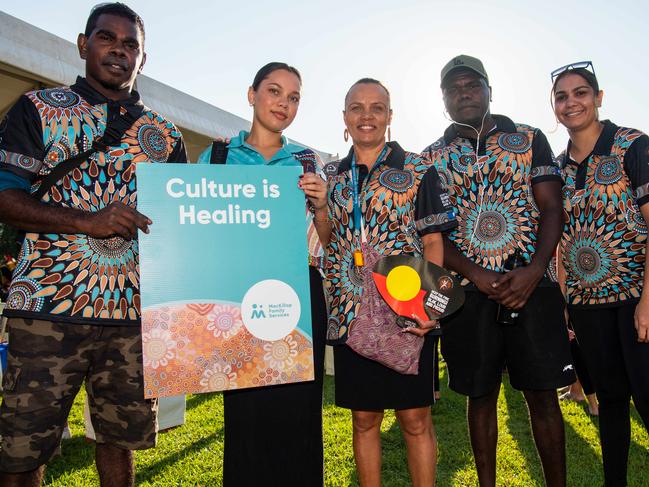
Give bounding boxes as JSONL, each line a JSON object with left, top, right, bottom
{"left": 550, "top": 61, "right": 596, "bottom": 82}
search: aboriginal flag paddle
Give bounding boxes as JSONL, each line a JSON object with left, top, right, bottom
{"left": 372, "top": 255, "right": 465, "bottom": 329}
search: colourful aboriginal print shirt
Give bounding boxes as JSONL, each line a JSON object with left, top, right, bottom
{"left": 325, "top": 142, "right": 457, "bottom": 344}
{"left": 198, "top": 131, "right": 327, "bottom": 268}
{"left": 421, "top": 115, "right": 562, "bottom": 286}
{"left": 558, "top": 120, "right": 649, "bottom": 307}
{"left": 0, "top": 77, "right": 186, "bottom": 326}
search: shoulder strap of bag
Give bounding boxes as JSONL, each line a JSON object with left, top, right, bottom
{"left": 33, "top": 146, "right": 98, "bottom": 200}
{"left": 291, "top": 148, "right": 318, "bottom": 174}
{"left": 210, "top": 140, "right": 229, "bottom": 164}
{"left": 33, "top": 101, "right": 144, "bottom": 200}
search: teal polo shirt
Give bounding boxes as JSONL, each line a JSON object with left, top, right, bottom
{"left": 197, "top": 130, "right": 306, "bottom": 166}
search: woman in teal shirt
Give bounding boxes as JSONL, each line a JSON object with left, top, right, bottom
{"left": 199, "top": 62, "right": 329, "bottom": 487}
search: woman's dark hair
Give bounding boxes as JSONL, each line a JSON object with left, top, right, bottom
{"left": 552, "top": 68, "right": 599, "bottom": 94}
{"left": 252, "top": 62, "right": 302, "bottom": 91}
{"left": 344, "top": 78, "right": 391, "bottom": 107}
{"left": 85, "top": 2, "right": 145, "bottom": 41}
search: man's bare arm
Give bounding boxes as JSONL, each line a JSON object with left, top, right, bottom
{"left": 491, "top": 181, "right": 563, "bottom": 309}
{"left": 0, "top": 189, "right": 150, "bottom": 239}
{"left": 443, "top": 235, "right": 505, "bottom": 299}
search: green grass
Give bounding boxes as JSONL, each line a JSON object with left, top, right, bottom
{"left": 43, "top": 364, "right": 649, "bottom": 486}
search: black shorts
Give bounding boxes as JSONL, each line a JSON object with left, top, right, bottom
{"left": 440, "top": 285, "right": 575, "bottom": 397}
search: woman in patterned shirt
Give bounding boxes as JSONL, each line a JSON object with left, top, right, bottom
{"left": 552, "top": 62, "right": 649, "bottom": 487}
{"left": 325, "top": 78, "right": 456, "bottom": 486}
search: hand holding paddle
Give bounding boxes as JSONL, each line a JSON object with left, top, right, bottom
{"left": 402, "top": 313, "right": 441, "bottom": 337}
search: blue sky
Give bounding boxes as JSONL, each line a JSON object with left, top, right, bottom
{"left": 2, "top": 0, "right": 648, "bottom": 159}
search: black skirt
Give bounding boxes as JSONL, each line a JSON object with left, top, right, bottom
{"left": 222, "top": 267, "right": 326, "bottom": 487}
{"left": 334, "top": 333, "right": 435, "bottom": 411}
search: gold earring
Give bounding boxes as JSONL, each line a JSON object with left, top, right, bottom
{"left": 387, "top": 126, "right": 391, "bottom": 142}
{"left": 344, "top": 129, "right": 349, "bottom": 142}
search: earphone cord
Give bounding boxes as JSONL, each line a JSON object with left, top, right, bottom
{"left": 444, "top": 109, "right": 489, "bottom": 255}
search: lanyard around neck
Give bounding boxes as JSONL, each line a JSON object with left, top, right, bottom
{"left": 350, "top": 145, "right": 388, "bottom": 243}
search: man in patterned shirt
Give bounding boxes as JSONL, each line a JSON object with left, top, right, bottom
{"left": 0, "top": 4, "right": 186, "bottom": 486}
{"left": 422, "top": 55, "right": 574, "bottom": 487}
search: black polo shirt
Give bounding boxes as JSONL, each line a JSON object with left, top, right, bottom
{"left": 324, "top": 141, "right": 457, "bottom": 343}
{"left": 559, "top": 120, "right": 649, "bottom": 307}
{"left": 422, "top": 115, "right": 561, "bottom": 282}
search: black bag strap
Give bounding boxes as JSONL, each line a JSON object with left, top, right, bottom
{"left": 33, "top": 100, "right": 144, "bottom": 200}
{"left": 292, "top": 148, "right": 318, "bottom": 174}
{"left": 33, "top": 143, "right": 101, "bottom": 200}
{"left": 210, "top": 140, "right": 229, "bottom": 164}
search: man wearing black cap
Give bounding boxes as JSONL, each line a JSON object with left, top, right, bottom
{"left": 422, "top": 55, "right": 574, "bottom": 487}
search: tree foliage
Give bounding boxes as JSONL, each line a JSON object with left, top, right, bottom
{"left": 0, "top": 223, "right": 20, "bottom": 261}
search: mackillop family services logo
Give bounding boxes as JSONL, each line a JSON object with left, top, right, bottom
{"left": 241, "top": 279, "right": 301, "bottom": 341}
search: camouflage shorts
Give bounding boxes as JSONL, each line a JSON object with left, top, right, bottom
{"left": 0, "top": 318, "right": 158, "bottom": 473}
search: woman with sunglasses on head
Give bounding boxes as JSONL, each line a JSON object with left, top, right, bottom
{"left": 198, "top": 62, "right": 329, "bottom": 487}
{"left": 551, "top": 61, "right": 649, "bottom": 487}
{"left": 325, "top": 78, "right": 457, "bottom": 487}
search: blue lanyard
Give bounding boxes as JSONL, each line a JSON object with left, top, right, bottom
{"left": 350, "top": 145, "right": 388, "bottom": 241}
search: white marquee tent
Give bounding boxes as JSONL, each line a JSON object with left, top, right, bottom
{"left": 0, "top": 11, "right": 334, "bottom": 162}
